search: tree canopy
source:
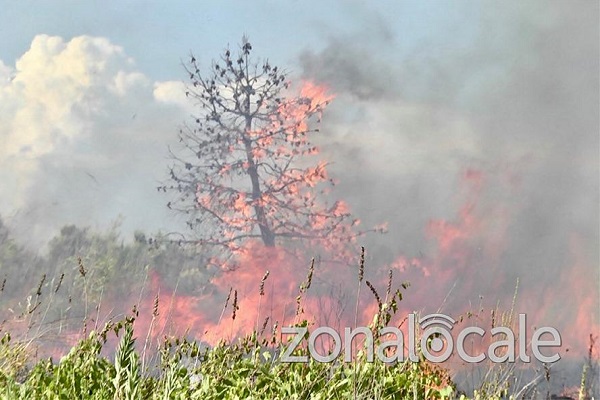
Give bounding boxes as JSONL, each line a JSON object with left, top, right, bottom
{"left": 162, "top": 38, "right": 383, "bottom": 269}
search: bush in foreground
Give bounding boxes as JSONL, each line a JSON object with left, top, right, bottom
{"left": 0, "top": 314, "right": 454, "bottom": 399}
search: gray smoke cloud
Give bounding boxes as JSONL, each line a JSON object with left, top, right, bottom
{"left": 298, "top": 0, "right": 598, "bottom": 343}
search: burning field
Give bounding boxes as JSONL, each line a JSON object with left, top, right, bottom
{"left": 0, "top": 1, "right": 598, "bottom": 398}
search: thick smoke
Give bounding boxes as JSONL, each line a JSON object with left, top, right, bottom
{"left": 298, "top": 0, "right": 598, "bottom": 350}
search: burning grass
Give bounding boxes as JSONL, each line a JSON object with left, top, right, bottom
{"left": 0, "top": 255, "right": 455, "bottom": 399}
{"left": 0, "top": 249, "right": 597, "bottom": 399}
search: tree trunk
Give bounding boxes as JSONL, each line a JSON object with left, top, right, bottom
{"left": 244, "top": 99, "right": 275, "bottom": 247}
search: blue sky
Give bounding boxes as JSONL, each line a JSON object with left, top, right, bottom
{"left": 0, "top": 1, "right": 480, "bottom": 81}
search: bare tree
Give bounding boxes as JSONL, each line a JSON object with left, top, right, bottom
{"left": 162, "top": 38, "right": 383, "bottom": 269}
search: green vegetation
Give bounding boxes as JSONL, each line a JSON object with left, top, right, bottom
{"left": 0, "top": 218, "right": 596, "bottom": 399}
{"left": 0, "top": 218, "right": 453, "bottom": 399}
{"left": 0, "top": 315, "right": 455, "bottom": 399}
